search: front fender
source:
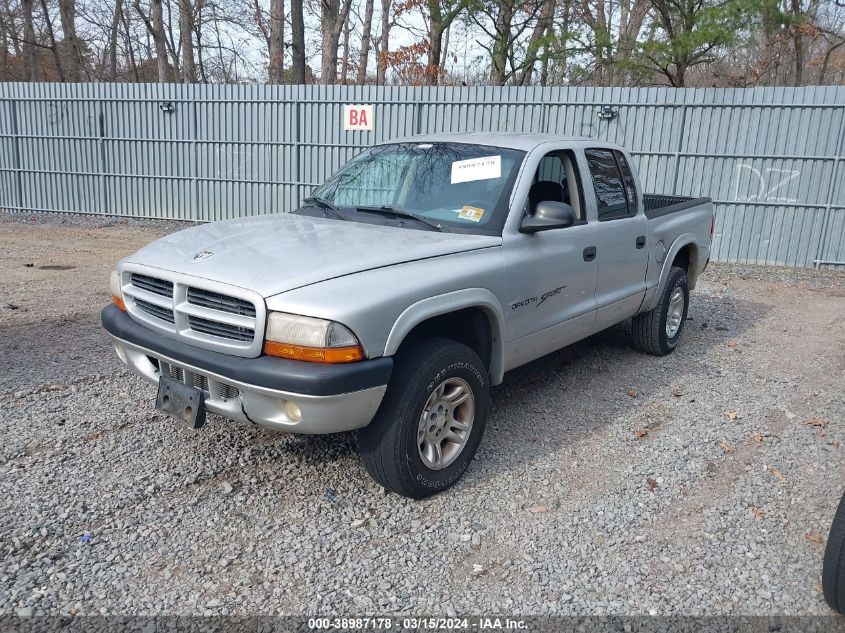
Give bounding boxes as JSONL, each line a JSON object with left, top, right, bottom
{"left": 383, "top": 288, "right": 507, "bottom": 385}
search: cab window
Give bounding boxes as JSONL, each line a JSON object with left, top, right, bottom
{"left": 584, "top": 148, "right": 634, "bottom": 221}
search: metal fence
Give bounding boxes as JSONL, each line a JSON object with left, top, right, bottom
{"left": 1, "top": 82, "right": 843, "bottom": 268}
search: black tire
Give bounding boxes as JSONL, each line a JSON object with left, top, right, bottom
{"left": 358, "top": 338, "right": 490, "bottom": 499}
{"left": 823, "top": 490, "right": 845, "bottom": 613}
{"left": 631, "top": 265, "right": 689, "bottom": 356}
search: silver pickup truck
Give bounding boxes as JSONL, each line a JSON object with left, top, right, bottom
{"left": 103, "top": 132, "right": 713, "bottom": 498}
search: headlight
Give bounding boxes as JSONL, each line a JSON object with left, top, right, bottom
{"left": 264, "top": 312, "right": 363, "bottom": 363}
{"left": 110, "top": 270, "right": 126, "bottom": 311}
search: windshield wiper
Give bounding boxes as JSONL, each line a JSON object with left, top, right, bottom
{"left": 303, "top": 196, "right": 347, "bottom": 221}
{"left": 356, "top": 205, "right": 444, "bottom": 232}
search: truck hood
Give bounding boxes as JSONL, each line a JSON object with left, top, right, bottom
{"left": 124, "top": 213, "right": 502, "bottom": 298}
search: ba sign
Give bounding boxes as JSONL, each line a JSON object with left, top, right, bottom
{"left": 343, "top": 104, "right": 374, "bottom": 131}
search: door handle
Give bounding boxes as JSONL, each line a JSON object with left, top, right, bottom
{"left": 636, "top": 235, "right": 646, "bottom": 249}
{"left": 583, "top": 246, "right": 597, "bottom": 262}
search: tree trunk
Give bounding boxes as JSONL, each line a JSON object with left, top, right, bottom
{"left": 267, "top": 0, "right": 284, "bottom": 83}
{"left": 108, "top": 0, "right": 122, "bottom": 80}
{"left": 58, "top": 0, "right": 83, "bottom": 81}
{"left": 178, "top": 0, "right": 196, "bottom": 82}
{"left": 376, "top": 0, "right": 390, "bottom": 84}
{"left": 134, "top": 0, "right": 171, "bottom": 81}
{"left": 151, "top": 0, "right": 169, "bottom": 80}
{"left": 488, "top": 0, "right": 513, "bottom": 85}
{"left": 340, "top": 14, "right": 350, "bottom": 82}
{"left": 320, "top": 0, "right": 339, "bottom": 82}
{"left": 290, "top": 0, "right": 306, "bottom": 82}
{"left": 120, "top": 4, "right": 139, "bottom": 81}
{"left": 791, "top": 0, "right": 803, "bottom": 86}
{"left": 356, "top": 0, "right": 374, "bottom": 84}
{"left": 426, "top": 0, "right": 443, "bottom": 84}
{"left": 21, "top": 0, "right": 37, "bottom": 80}
{"left": 39, "top": 0, "right": 65, "bottom": 81}
{"left": 320, "top": 0, "right": 352, "bottom": 84}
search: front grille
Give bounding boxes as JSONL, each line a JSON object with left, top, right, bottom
{"left": 136, "top": 298, "right": 175, "bottom": 323}
{"left": 130, "top": 273, "right": 173, "bottom": 298}
{"left": 157, "top": 359, "right": 240, "bottom": 401}
{"left": 219, "top": 384, "right": 240, "bottom": 400}
{"left": 187, "top": 287, "right": 255, "bottom": 318}
{"left": 123, "top": 268, "right": 261, "bottom": 355}
{"left": 192, "top": 374, "right": 209, "bottom": 392}
{"left": 187, "top": 315, "right": 254, "bottom": 342}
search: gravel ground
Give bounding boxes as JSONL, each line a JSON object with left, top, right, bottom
{"left": 1, "top": 211, "right": 844, "bottom": 617}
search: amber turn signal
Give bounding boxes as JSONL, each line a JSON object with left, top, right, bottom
{"left": 263, "top": 340, "right": 363, "bottom": 363}
{"left": 112, "top": 294, "right": 127, "bottom": 311}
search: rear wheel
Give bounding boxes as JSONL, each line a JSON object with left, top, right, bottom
{"left": 823, "top": 490, "right": 845, "bottom": 613}
{"left": 358, "top": 338, "right": 489, "bottom": 499}
{"left": 631, "top": 265, "right": 689, "bottom": 356}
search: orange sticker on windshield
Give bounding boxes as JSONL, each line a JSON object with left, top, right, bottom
{"left": 458, "top": 206, "right": 485, "bottom": 222}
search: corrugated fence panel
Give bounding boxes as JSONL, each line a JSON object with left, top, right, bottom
{"left": 0, "top": 82, "right": 843, "bottom": 268}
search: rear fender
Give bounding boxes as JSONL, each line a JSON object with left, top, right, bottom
{"left": 643, "top": 235, "right": 699, "bottom": 313}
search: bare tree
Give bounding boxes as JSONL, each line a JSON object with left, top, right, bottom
{"left": 178, "top": 0, "right": 196, "bottom": 81}
{"left": 134, "top": 0, "right": 171, "bottom": 80}
{"left": 267, "top": 0, "right": 284, "bottom": 82}
{"left": 22, "top": 0, "right": 38, "bottom": 79}
{"left": 320, "top": 0, "right": 353, "bottom": 82}
{"left": 375, "top": 0, "right": 390, "bottom": 83}
{"left": 58, "top": 0, "right": 85, "bottom": 80}
{"left": 40, "top": 0, "right": 66, "bottom": 80}
{"left": 425, "top": 0, "right": 467, "bottom": 83}
{"left": 356, "top": 0, "right": 374, "bottom": 83}
{"left": 290, "top": 0, "right": 305, "bottom": 82}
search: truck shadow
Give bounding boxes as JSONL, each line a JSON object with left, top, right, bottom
{"left": 478, "top": 291, "right": 770, "bottom": 476}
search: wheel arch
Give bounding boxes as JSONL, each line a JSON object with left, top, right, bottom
{"left": 383, "top": 289, "right": 506, "bottom": 385}
{"left": 645, "top": 234, "right": 699, "bottom": 312}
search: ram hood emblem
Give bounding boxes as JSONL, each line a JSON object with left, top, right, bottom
{"left": 192, "top": 250, "right": 214, "bottom": 261}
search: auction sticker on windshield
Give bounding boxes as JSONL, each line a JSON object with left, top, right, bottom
{"left": 451, "top": 155, "right": 501, "bottom": 184}
{"left": 458, "top": 205, "right": 485, "bottom": 222}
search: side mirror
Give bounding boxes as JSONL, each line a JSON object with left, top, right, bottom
{"left": 519, "top": 201, "right": 576, "bottom": 234}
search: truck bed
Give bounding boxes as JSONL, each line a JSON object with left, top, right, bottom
{"left": 644, "top": 194, "right": 712, "bottom": 219}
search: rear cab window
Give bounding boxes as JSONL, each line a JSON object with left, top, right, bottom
{"left": 584, "top": 148, "right": 638, "bottom": 221}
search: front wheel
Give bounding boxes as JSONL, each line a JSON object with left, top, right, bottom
{"left": 631, "top": 265, "right": 689, "bottom": 356}
{"left": 358, "top": 338, "right": 490, "bottom": 499}
{"left": 823, "top": 490, "right": 845, "bottom": 613}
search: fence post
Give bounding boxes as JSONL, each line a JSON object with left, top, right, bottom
{"left": 670, "top": 103, "right": 687, "bottom": 192}
{"left": 813, "top": 105, "right": 845, "bottom": 267}
{"left": 295, "top": 90, "right": 303, "bottom": 206}
{"left": 191, "top": 98, "right": 200, "bottom": 221}
{"left": 97, "top": 97, "right": 108, "bottom": 215}
{"left": 9, "top": 96, "right": 24, "bottom": 213}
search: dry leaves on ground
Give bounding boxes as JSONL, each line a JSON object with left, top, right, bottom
{"left": 718, "top": 440, "right": 733, "bottom": 453}
{"left": 725, "top": 411, "right": 740, "bottom": 420}
{"left": 627, "top": 389, "right": 638, "bottom": 398}
{"left": 805, "top": 533, "right": 825, "bottom": 545}
{"left": 634, "top": 428, "right": 649, "bottom": 439}
{"left": 646, "top": 478, "right": 658, "bottom": 491}
{"left": 771, "top": 468, "right": 786, "bottom": 482}
{"left": 804, "top": 418, "right": 830, "bottom": 428}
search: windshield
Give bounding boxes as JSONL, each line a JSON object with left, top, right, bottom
{"left": 303, "top": 142, "right": 525, "bottom": 234}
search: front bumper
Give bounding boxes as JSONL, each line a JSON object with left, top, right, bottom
{"left": 102, "top": 305, "right": 392, "bottom": 433}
